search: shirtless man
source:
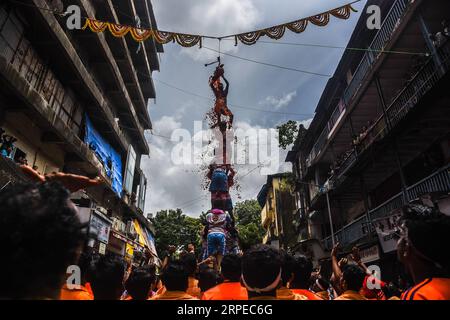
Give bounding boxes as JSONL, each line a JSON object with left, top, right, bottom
{"left": 210, "top": 65, "right": 233, "bottom": 129}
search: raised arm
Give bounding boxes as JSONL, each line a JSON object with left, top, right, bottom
{"left": 331, "top": 243, "right": 343, "bottom": 282}
{"left": 222, "top": 76, "right": 229, "bottom": 96}
{"left": 350, "top": 246, "right": 370, "bottom": 275}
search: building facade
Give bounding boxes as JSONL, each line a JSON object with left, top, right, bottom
{"left": 0, "top": 0, "right": 162, "bottom": 265}
{"left": 286, "top": 0, "right": 450, "bottom": 280}
{"left": 257, "top": 173, "right": 298, "bottom": 251}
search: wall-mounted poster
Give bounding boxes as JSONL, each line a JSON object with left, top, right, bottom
{"left": 90, "top": 212, "right": 112, "bottom": 244}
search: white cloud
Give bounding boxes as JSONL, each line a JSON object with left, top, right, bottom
{"left": 298, "top": 118, "right": 313, "bottom": 129}
{"left": 262, "top": 90, "right": 297, "bottom": 110}
{"left": 144, "top": 0, "right": 368, "bottom": 216}
{"left": 143, "top": 118, "right": 289, "bottom": 217}
{"left": 154, "top": 0, "right": 261, "bottom": 62}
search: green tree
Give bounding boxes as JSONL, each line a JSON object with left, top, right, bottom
{"left": 277, "top": 120, "right": 299, "bottom": 150}
{"left": 150, "top": 209, "right": 203, "bottom": 257}
{"left": 234, "top": 200, "right": 265, "bottom": 251}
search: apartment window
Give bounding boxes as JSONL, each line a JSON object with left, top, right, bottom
{"left": 0, "top": 7, "right": 24, "bottom": 62}
{"left": 123, "top": 146, "right": 136, "bottom": 194}
{"left": 58, "top": 90, "right": 84, "bottom": 135}
{"left": 138, "top": 173, "right": 147, "bottom": 211}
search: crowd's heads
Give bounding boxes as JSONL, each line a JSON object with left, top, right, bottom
{"left": 181, "top": 252, "right": 198, "bottom": 276}
{"left": 0, "top": 182, "right": 85, "bottom": 299}
{"left": 397, "top": 204, "right": 450, "bottom": 276}
{"left": 280, "top": 251, "right": 295, "bottom": 287}
{"left": 382, "top": 282, "right": 401, "bottom": 299}
{"left": 90, "top": 254, "right": 126, "bottom": 300}
{"left": 290, "top": 254, "right": 313, "bottom": 289}
{"left": 242, "top": 245, "right": 282, "bottom": 296}
{"left": 340, "top": 264, "right": 366, "bottom": 292}
{"left": 161, "top": 261, "right": 189, "bottom": 292}
{"left": 198, "top": 267, "right": 220, "bottom": 292}
{"left": 125, "top": 265, "right": 156, "bottom": 300}
{"left": 77, "top": 251, "right": 96, "bottom": 285}
{"left": 187, "top": 243, "right": 195, "bottom": 252}
{"left": 221, "top": 254, "right": 242, "bottom": 282}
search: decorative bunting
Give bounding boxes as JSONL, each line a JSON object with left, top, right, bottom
{"left": 82, "top": 3, "right": 358, "bottom": 47}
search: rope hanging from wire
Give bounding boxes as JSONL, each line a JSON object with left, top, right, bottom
{"left": 81, "top": 1, "right": 360, "bottom": 47}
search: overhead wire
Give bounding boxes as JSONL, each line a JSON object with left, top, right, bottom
{"left": 202, "top": 45, "right": 333, "bottom": 77}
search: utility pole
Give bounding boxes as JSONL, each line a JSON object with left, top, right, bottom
{"left": 325, "top": 189, "right": 335, "bottom": 247}
{"left": 297, "top": 179, "right": 336, "bottom": 247}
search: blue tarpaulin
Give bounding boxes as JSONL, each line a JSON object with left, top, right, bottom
{"left": 85, "top": 115, "right": 123, "bottom": 197}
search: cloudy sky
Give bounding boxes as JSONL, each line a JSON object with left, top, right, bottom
{"left": 142, "top": 0, "right": 367, "bottom": 217}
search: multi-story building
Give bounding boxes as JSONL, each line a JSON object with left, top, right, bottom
{"left": 257, "top": 173, "right": 297, "bottom": 251}
{"left": 286, "top": 0, "right": 450, "bottom": 280}
{"left": 0, "top": 0, "right": 162, "bottom": 264}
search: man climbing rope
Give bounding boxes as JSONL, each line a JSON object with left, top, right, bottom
{"left": 210, "top": 65, "right": 233, "bottom": 129}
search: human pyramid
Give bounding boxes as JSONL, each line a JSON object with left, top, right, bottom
{"left": 201, "top": 64, "right": 239, "bottom": 272}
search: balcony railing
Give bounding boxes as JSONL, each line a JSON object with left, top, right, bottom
{"left": 322, "top": 165, "right": 450, "bottom": 250}
{"left": 329, "top": 40, "right": 450, "bottom": 182}
{"left": 306, "top": 0, "right": 411, "bottom": 167}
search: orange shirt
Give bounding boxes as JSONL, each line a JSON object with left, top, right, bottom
{"left": 276, "top": 287, "right": 308, "bottom": 300}
{"left": 85, "top": 282, "right": 94, "bottom": 297}
{"left": 202, "top": 282, "right": 248, "bottom": 300}
{"left": 335, "top": 290, "right": 368, "bottom": 300}
{"left": 316, "top": 291, "right": 329, "bottom": 300}
{"left": 290, "top": 289, "right": 323, "bottom": 300}
{"left": 401, "top": 278, "right": 450, "bottom": 300}
{"left": 248, "top": 295, "right": 277, "bottom": 300}
{"left": 187, "top": 277, "right": 201, "bottom": 299}
{"left": 149, "top": 291, "right": 198, "bottom": 300}
{"left": 60, "top": 284, "right": 94, "bottom": 300}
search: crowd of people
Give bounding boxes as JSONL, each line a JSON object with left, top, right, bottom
{"left": 0, "top": 127, "right": 44, "bottom": 174}
{"left": 326, "top": 19, "right": 449, "bottom": 182}
{"left": 0, "top": 179, "right": 449, "bottom": 300}
{"left": 430, "top": 20, "right": 449, "bottom": 49}
{"left": 327, "top": 121, "right": 374, "bottom": 178}
{"left": 0, "top": 128, "right": 18, "bottom": 161}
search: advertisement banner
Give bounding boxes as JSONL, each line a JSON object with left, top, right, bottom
{"left": 126, "top": 243, "right": 134, "bottom": 257}
{"left": 90, "top": 213, "right": 111, "bottom": 244}
{"left": 374, "top": 211, "right": 402, "bottom": 253}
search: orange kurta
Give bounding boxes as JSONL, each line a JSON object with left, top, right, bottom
{"left": 187, "top": 277, "right": 201, "bottom": 299}
{"left": 149, "top": 291, "right": 198, "bottom": 300}
{"left": 277, "top": 287, "right": 308, "bottom": 300}
{"left": 290, "top": 289, "right": 323, "bottom": 300}
{"left": 202, "top": 282, "right": 248, "bottom": 300}
{"left": 335, "top": 290, "right": 368, "bottom": 300}
{"left": 401, "top": 278, "right": 450, "bottom": 300}
{"left": 60, "top": 284, "right": 94, "bottom": 300}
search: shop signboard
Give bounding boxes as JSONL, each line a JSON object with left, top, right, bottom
{"left": 126, "top": 243, "right": 134, "bottom": 257}
{"left": 360, "top": 245, "right": 380, "bottom": 264}
{"left": 99, "top": 242, "right": 107, "bottom": 255}
{"left": 90, "top": 212, "right": 111, "bottom": 244}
